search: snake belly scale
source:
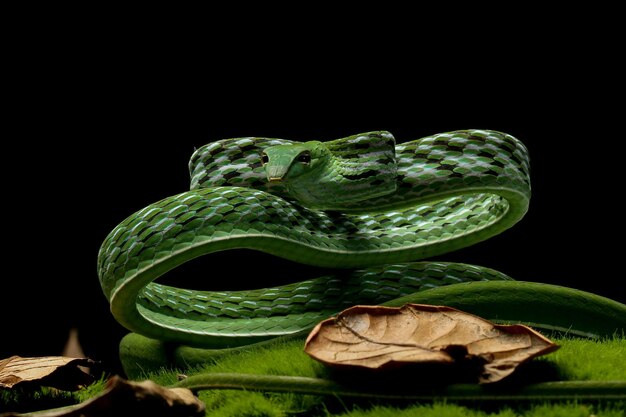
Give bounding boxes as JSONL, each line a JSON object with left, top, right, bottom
{"left": 97, "top": 130, "right": 625, "bottom": 361}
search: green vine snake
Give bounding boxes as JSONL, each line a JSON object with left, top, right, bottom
{"left": 98, "top": 130, "right": 626, "bottom": 397}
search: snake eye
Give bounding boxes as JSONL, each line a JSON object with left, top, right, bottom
{"left": 297, "top": 151, "right": 311, "bottom": 164}
{"left": 261, "top": 153, "right": 269, "bottom": 165}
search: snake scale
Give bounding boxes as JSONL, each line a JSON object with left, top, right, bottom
{"left": 97, "top": 130, "right": 626, "bottom": 377}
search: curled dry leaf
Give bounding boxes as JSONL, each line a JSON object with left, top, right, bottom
{"left": 1, "top": 376, "right": 205, "bottom": 417}
{"left": 0, "top": 356, "right": 94, "bottom": 391}
{"left": 304, "top": 304, "right": 559, "bottom": 383}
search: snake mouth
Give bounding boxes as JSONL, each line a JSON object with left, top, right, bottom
{"left": 268, "top": 177, "right": 283, "bottom": 183}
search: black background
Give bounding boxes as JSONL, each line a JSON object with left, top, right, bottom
{"left": 3, "top": 32, "right": 623, "bottom": 377}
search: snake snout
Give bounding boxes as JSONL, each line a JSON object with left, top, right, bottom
{"left": 266, "top": 165, "right": 288, "bottom": 182}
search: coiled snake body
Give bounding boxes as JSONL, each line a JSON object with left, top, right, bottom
{"left": 97, "top": 130, "right": 626, "bottom": 373}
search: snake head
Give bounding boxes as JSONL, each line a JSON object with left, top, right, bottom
{"left": 261, "top": 133, "right": 397, "bottom": 210}
{"left": 261, "top": 141, "right": 330, "bottom": 183}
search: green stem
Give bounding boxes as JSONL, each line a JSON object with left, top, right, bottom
{"left": 175, "top": 373, "right": 626, "bottom": 401}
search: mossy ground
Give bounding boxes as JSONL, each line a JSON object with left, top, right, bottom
{"left": 1, "top": 337, "right": 624, "bottom": 416}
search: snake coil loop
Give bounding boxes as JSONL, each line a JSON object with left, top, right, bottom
{"left": 98, "top": 129, "right": 624, "bottom": 366}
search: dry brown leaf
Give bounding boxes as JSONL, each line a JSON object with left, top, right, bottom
{"left": 304, "top": 304, "right": 559, "bottom": 383}
{"left": 0, "top": 356, "right": 94, "bottom": 390}
{"left": 1, "top": 376, "right": 205, "bottom": 417}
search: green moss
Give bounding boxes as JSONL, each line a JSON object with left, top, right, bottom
{"left": 331, "top": 403, "right": 625, "bottom": 417}
{"left": 192, "top": 339, "right": 327, "bottom": 378}
{"left": 548, "top": 337, "right": 626, "bottom": 381}
{"left": 2, "top": 337, "right": 624, "bottom": 416}
{"left": 179, "top": 340, "right": 328, "bottom": 416}
{"left": 0, "top": 386, "right": 76, "bottom": 413}
{"left": 331, "top": 403, "right": 515, "bottom": 417}
{"left": 181, "top": 336, "right": 626, "bottom": 416}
